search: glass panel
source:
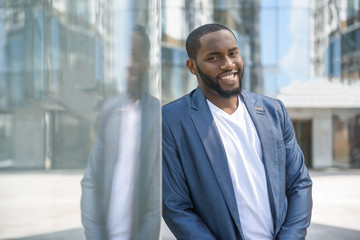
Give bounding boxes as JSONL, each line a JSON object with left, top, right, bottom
{"left": 0, "top": 0, "right": 161, "bottom": 239}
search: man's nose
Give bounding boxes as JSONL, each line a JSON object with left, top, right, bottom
{"left": 220, "top": 56, "right": 234, "bottom": 71}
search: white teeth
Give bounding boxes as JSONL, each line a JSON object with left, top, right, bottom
{"left": 221, "top": 73, "right": 235, "bottom": 80}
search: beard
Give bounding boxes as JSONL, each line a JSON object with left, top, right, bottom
{"left": 196, "top": 63, "right": 243, "bottom": 99}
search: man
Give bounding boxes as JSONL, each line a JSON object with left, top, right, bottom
{"left": 81, "top": 25, "right": 161, "bottom": 240}
{"left": 162, "top": 23, "right": 312, "bottom": 239}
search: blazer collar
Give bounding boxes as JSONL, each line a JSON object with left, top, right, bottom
{"left": 190, "top": 86, "right": 207, "bottom": 111}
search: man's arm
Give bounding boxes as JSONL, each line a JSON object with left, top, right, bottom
{"left": 162, "top": 114, "right": 216, "bottom": 240}
{"left": 80, "top": 142, "right": 105, "bottom": 240}
{"left": 276, "top": 101, "right": 313, "bottom": 240}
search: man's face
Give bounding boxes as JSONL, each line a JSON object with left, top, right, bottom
{"left": 189, "top": 30, "right": 244, "bottom": 99}
{"left": 127, "top": 31, "right": 149, "bottom": 97}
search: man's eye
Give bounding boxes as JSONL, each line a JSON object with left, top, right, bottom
{"left": 208, "top": 56, "right": 217, "bottom": 61}
{"left": 229, "top": 51, "right": 238, "bottom": 56}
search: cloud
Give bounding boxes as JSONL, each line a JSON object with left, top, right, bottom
{"left": 279, "top": 0, "right": 309, "bottom": 83}
{"left": 291, "top": 0, "right": 309, "bottom": 9}
{"left": 281, "top": 42, "right": 307, "bottom": 80}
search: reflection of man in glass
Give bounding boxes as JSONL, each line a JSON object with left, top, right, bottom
{"left": 81, "top": 25, "right": 160, "bottom": 240}
{"left": 127, "top": 25, "right": 151, "bottom": 100}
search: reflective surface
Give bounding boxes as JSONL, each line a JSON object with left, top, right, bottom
{"left": 0, "top": 0, "right": 161, "bottom": 238}
{"left": 0, "top": 0, "right": 161, "bottom": 170}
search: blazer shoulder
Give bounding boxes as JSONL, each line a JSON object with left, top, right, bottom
{"left": 242, "top": 90, "right": 284, "bottom": 111}
{"left": 162, "top": 89, "right": 196, "bottom": 115}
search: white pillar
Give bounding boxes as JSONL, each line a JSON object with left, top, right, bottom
{"left": 312, "top": 109, "right": 333, "bottom": 168}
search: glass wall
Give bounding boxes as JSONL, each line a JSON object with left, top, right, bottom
{"left": 341, "top": 28, "right": 360, "bottom": 79}
{"left": 0, "top": 0, "right": 161, "bottom": 239}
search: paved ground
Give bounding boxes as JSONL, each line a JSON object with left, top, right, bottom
{"left": 0, "top": 168, "right": 359, "bottom": 239}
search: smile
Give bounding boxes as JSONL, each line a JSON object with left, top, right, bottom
{"left": 218, "top": 71, "right": 238, "bottom": 81}
{"left": 220, "top": 73, "right": 236, "bottom": 80}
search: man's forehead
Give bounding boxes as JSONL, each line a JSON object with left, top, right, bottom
{"left": 198, "top": 30, "right": 238, "bottom": 52}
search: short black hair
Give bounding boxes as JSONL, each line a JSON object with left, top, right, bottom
{"left": 185, "top": 23, "right": 237, "bottom": 60}
{"left": 133, "top": 24, "right": 150, "bottom": 59}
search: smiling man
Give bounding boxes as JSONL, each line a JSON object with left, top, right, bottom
{"left": 162, "top": 23, "right": 312, "bottom": 240}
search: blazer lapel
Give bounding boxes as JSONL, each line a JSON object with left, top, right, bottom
{"left": 190, "top": 88, "right": 243, "bottom": 234}
{"left": 241, "top": 91, "right": 280, "bottom": 225}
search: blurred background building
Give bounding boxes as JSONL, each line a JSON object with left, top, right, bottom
{"left": 278, "top": 0, "right": 360, "bottom": 169}
{"left": 0, "top": 0, "right": 359, "bottom": 171}
{"left": 0, "top": 0, "right": 263, "bottom": 170}
{"left": 1, "top": 0, "right": 100, "bottom": 169}
{"left": 0, "top": 0, "right": 359, "bottom": 170}
{"left": 0, "top": 0, "right": 161, "bottom": 170}
{"left": 310, "top": 0, "right": 360, "bottom": 81}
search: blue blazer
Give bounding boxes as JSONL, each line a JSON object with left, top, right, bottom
{"left": 162, "top": 87, "right": 312, "bottom": 240}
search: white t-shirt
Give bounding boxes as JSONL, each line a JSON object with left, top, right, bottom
{"left": 107, "top": 98, "right": 141, "bottom": 240}
{"left": 207, "top": 96, "right": 274, "bottom": 240}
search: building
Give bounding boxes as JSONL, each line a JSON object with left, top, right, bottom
{"left": 310, "top": 0, "right": 360, "bottom": 81}
{"left": 276, "top": 79, "right": 360, "bottom": 168}
{"left": 0, "top": 0, "right": 161, "bottom": 169}
{"left": 1, "top": 0, "right": 320, "bottom": 171}
{"left": 305, "top": 0, "right": 360, "bottom": 168}
{"left": 0, "top": 0, "right": 104, "bottom": 169}
{"left": 0, "top": 0, "right": 263, "bottom": 170}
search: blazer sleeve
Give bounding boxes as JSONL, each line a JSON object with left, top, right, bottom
{"left": 162, "top": 114, "right": 216, "bottom": 240}
{"left": 80, "top": 141, "right": 105, "bottom": 240}
{"left": 276, "top": 100, "right": 313, "bottom": 240}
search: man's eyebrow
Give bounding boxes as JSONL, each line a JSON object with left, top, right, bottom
{"left": 205, "top": 51, "right": 220, "bottom": 56}
{"left": 205, "top": 47, "right": 239, "bottom": 56}
{"left": 228, "top": 47, "right": 239, "bottom": 52}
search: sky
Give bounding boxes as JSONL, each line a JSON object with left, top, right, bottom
{"left": 260, "top": 0, "right": 314, "bottom": 96}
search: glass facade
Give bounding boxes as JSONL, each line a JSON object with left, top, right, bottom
{"left": 341, "top": 28, "right": 360, "bottom": 79}
{"left": 327, "top": 36, "right": 342, "bottom": 78}
{"left": 320, "top": 0, "right": 360, "bottom": 80}
{"left": 0, "top": 0, "right": 161, "bottom": 168}
{"left": 0, "top": 0, "right": 161, "bottom": 238}
{"left": 327, "top": 29, "right": 360, "bottom": 79}
{"left": 310, "top": 0, "right": 360, "bottom": 80}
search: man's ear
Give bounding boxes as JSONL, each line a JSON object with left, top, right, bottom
{"left": 186, "top": 59, "right": 197, "bottom": 75}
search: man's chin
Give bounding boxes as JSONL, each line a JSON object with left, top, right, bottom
{"left": 216, "top": 87, "right": 242, "bottom": 99}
